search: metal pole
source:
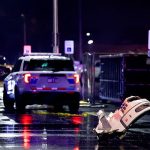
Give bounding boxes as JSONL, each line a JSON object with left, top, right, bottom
{"left": 53, "top": 0, "right": 59, "bottom": 53}
{"left": 21, "top": 14, "right": 27, "bottom": 45}
{"left": 79, "top": 0, "right": 82, "bottom": 62}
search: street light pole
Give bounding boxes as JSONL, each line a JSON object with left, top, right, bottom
{"left": 53, "top": 0, "right": 59, "bottom": 53}
{"left": 79, "top": 0, "right": 82, "bottom": 62}
{"left": 21, "top": 14, "right": 27, "bottom": 45}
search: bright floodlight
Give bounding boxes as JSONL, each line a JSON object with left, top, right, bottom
{"left": 88, "top": 40, "right": 94, "bottom": 45}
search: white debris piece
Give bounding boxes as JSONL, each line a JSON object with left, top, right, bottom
{"left": 94, "top": 96, "right": 150, "bottom": 139}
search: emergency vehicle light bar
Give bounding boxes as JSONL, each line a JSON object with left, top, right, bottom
{"left": 23, "top": 52, "right": 62, "bottom": 56}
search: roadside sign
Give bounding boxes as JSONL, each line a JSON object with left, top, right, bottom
{"left": 23, "top": 45, "right": 31, "bottom": 55}
{"left": 64, "top": 40, "right": 74, "bottom": 54}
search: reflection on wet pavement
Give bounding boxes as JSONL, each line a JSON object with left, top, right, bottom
{"left": 0, "top": 106, "right": 149, "bottom": 149}
{"left": 0, "top": 110, "right": 96, "bottom": 150}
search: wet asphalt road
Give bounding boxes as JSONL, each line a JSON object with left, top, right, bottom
{"left": 0, "top": 87, "right": 150, "bottom": 150}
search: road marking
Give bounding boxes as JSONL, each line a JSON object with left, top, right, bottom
{"left": 33, "top": 110, "right": 97, "bottom": 117}
{"left": 0, "top": 116, "right": 18, "bottom": 124}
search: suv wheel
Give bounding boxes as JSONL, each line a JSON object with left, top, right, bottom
{"left": 69, "top": 98, "right": 79, "bottom": 114}
{"left": 15, "top": 87, "right": 26, "bottom": 113}
{"left": 3, "top": 87, "right": 14, "bottom": 110}
{"left": 54, "top": 104, "right": 63, "bottom": 112}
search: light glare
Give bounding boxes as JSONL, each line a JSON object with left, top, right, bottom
{"left": 88, "top": 40, "right": 94, "bottom": 45}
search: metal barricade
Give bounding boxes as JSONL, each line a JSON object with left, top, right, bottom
{"left": 99, "top": 53, "right": 150, "bottom": 103}
{"left": 82, "top": 52, "right": 150, "bottom": 104}
{"left": 82, "top": 52, "right": 102, "bottom": 104}
{"left": 99, "top": 55, "right": 124, "bottom": 102}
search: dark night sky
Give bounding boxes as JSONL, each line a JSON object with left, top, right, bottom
{"left": 0, "top": 0, "right": 150, "bottom": 63}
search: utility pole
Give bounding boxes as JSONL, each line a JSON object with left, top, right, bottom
{"left": 53, "top": 0, "right": 59, "bottom": 53}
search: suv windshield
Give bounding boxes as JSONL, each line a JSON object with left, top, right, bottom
{"left": 24, "top": 59, "right": 74, "bottom": 71}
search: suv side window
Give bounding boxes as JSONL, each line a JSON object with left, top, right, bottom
{"left": 23, "top": 60, "right": 30, "bottom": 71}
{"left": 12, "top": 60, "right": 22, "bottom": 72}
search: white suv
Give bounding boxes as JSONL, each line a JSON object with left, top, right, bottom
{"left": 3, "top": 53, "right": 81, "bottom": 113}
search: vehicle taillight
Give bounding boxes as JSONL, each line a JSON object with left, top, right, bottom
{"left": 24, "top": 73, "right": 38, "bottom": 84}
{"left": 24, "top": 73, "right": 31, "bottom": 83}
{"left": 74, "top": 74, "right": 80, "bottom": 84}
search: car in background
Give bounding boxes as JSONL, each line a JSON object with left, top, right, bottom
{"left": 3, "top": 53, "right": 81, "bottom": 113}
{"left": 0, "top": 55, "right": 12, "bottom": 80}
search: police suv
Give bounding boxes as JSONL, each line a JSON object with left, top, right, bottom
{"left": 3, "top": 53, "right": 81, "bottom": 113}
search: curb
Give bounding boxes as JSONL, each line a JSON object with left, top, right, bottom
{"left": 80, "top": 100, "right": 90, "bottom": 107}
